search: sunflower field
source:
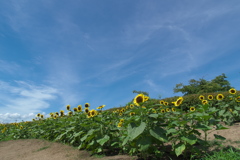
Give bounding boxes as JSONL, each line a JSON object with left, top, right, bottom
{"left": 1, "top": 88, "right": 240, "bottom": 159}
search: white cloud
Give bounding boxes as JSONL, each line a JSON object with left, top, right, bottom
{"left": 0, "top": 112, "right": 47, "bottom": 124}
{"left": 0, "top": 80, "right": 58, "bottom": 123}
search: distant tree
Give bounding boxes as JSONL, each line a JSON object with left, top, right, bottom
{"left": 173, "top": 73, "right": 232, "bottom": 96}
{"left": 132, "top": 90, "right": 149, "bottom": 96}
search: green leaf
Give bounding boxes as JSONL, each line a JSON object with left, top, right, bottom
{"left": 166, "top": 128, "right": 178, "bottom": 135}
{"left": 148, "top": 114, "right": 158, "bottom": 118}
{"left": 195, "top": 124, "right": 212, "bottom": 131}
{"left": 150, "top": 128, "right": 168, "bottom": 142}
{"left": 216, "top": 124, "right": 229, "bottom": 130}
{"left": 214, "top": 134, "right": 226, "bottom": 140}
{"left": 234, "top": 106, "right": 240, "bottom": 111}
{"left": 128, "top": 122, "right": 146, "bottom": 141}
{"left": 175, "top": 143, "right": 186, "bottom": 157}
{"left": 97, "top": 135, "right": 110, "bottom": 146}
{"left": 137, "top": 136, "right": 151, "bottom": 151}
{"left": 180, "top": 135, "right": 197, "bottom": 145}
{"left": 122, "top": 136, "right": 130, "bottom": 146}
{"left": 218, "top": 110, "right": 225, "bottom": 116}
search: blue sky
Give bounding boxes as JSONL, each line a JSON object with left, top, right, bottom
{"left": 1, "top": 1, "right": 240, "bottom": 123}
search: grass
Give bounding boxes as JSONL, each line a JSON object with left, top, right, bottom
{"left": 201, "top": 147, "right": 240, "bottom": 160}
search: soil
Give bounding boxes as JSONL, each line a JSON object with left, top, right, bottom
{"left": 0, "top": 122, "right": 239, "bottom": 160}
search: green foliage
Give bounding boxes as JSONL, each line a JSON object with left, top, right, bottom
{"left": 1, "top": 89, "right": 240, "bottom": 159}
{"left": 174, "top": 73, "right": 232, "bottom": 95}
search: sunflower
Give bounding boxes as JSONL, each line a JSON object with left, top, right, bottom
{"left": 73, "top": 107, "right": 78, "bottom": 112}
{"left": 130, "top": 104, "right": 134, "bottom": 109}
{"left": 235, "top": 96, "right": 240, "bottom": 102}
{"left": 171, "top": 108, "right": 176, "bottom": 112}
{"left": 121, "top": 108, "right": 126, "bottom": 112}
{"left": 40, "top": 115, "right": 44, "bottom": 119}
{"left": 159, "top": 100, "right": 165, "bottom": 105}
{"left": 142, "top": 106, "right": 146, "bottom": 109}
{"left": 216, "top": 94, "right": 224, "bottom": 100}
{"left": 87, "top": 111, "right": 92, "bottom": 118}
{"left": 208, "top": 95, "right": 214, "bottom": 100}
{"left": 133, "top": 94, "right": 145, "bottom": 106}
{"left": 129, "top": 112, "right": 135, "bottom": 116}
{"left": 20, "top": 126, "right": 23, "bottom": 129}
{"left": 66, "top": 105, "right": 71, "bottom": 111}
{"left": 166, "top": 108, "right": 170, "bottom": 112}
{"left": 199, "top": 95, "right": 205, "bottom": 100}
{"left": 160, "top": 109, "right": 165, "bottom": 113}
{"left": 164, "top": 102, "right": 169, "bottom": 106}
{"left": 91, "top": 109, "right": 98, "bottom": 117}
{"left": 85, "top": 108, "right": 89, "bottom": 114}
{"left": 190, "top": 107, "right": 195, "bottom": 112}
{"left": 117, "top": 122, "right": 123, "bottom": 127}
{"left": 173, "top": 97, "right": 183, "bottom": 107}
{"left": 50, "top": 113, "right": 54, "bottom": 117}
{"left": 84, "top": 103, "right": 90, "bottom": 108}
{"left": 60, "top": 111, "right": 64, "bottom": 117}
{"left": 85, "top": 103, "right": 90, "bottom": 108}
{"left": 229, "top": 109, "right": 233, "bottom": 112}
{"left": 125, "top": 105, "right": 129, "bottom": 109}
{"left": 97, "top": 105, "right": 105, "bottom": 110}
{"left": 229, "top": 88, "right": 237, "bottom": 94}
{"left": 119, "top": 113, "right": 123, "bottom": 116}
{"left": 120, "top": 119, "right": 124, "bottom": 123}
{"left": 77, "top": 105, "right": 82, "bottom": 112}
{"left": 152, "top": 109, "right": 157, "bottom": 113}
{"left": 68, "top": 111, "right": 73, "bottom": 116}
{"left": 37, "top": 113, "right": 41, "bottom": 117}
{"left": 202, "top": 100, "right": 208, "bottom": 105}
{"left": 144, "top": 96, "right": 149, "bottom": 101}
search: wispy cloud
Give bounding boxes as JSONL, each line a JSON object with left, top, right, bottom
{"left": 0, "top": 80, "right": 58, "bottom": 122}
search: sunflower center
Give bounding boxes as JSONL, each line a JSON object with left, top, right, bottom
{"left": 136, "top": 96, "right": 143, "bottom": 103}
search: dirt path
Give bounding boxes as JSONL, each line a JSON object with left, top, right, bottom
{"left": 0, "top": 123, "right": 239, "bottom": 160}
{"left": 0, "top": 139, "right": 135, "bottom": 160}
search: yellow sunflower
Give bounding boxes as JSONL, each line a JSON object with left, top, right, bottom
{"left": 173, "top": 97, "right": 183, "bottom": 107}
{"left": 202, "top": 100, "right": 208, "bottom": 105}
{"left": 133, "top": 94, "right": 145, "bottom": 106}
{"left": 129, "top": 112, "right": 135, "bottom": 116}
{"left": 164, "top": 102, "right": 169, "bottom": 106}
{"left": 199, "top": 95, "right": 205, "bottom": 100}
{"left": 120, "top": 119, "right": 124, "bottom": 123}
{"left": 77, "top": 105, "right": 82, "bottom": 112}
{"left": 208, "top": 95, "right": 214, "bottom": 100}
{"left": 216, "top": 94, "right": 224, "bottom": 100}
{"left": 66, "top": 105, "right": 71, "bottom": 111}
{"left": 117, "top": 122, "right": 123, "bottom": 127}
{"left": 144, "top": 96, "right": 150, "bottom": 101}
{"left": 160, "top": 109, "right": 165, "bottom": 113}
{"left": 166, "top": 108, "right": 170, "bottom": 112}
{"left": 73, "top": 107, "right": 78, "bottom": 112}
{"left": 130, "top": 104, "right": 134, "bottom": 109}
{"left": 235, "top": 96, "right": 240, "bottom": 102}
{"left": 171, "top": 108, "right": 176, "bottom": 112}
{"left": 68, "top": 111, "right": 73, "bottom": 116}
{"left": 97, "top": 105, "right": 105, "bottom": 110}
{"left": 159, "top": 100, "right": 165, "bottom": 105}
{"left": 229, "top": 88, "right": 237, "bottom": 94}
{"left": 190, "top": 107, "right": 196, "bottom": 112}
{"left": 85, "top": 108, "right": 89, "bottom": 114}
{"left": 91, "top": 109, "right": 98, "bottom": 117}
{"left": 85, "top": 103, "right": 90, "bottom": 108}
{"left": 87, "top": 111, "right": 92, "bottom": 118}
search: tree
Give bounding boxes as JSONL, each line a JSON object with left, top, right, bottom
{"left": 173, "top": 73, "right": 232, "bottom": 96}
